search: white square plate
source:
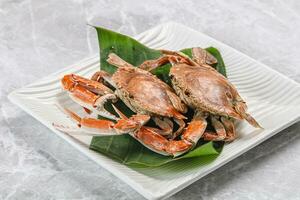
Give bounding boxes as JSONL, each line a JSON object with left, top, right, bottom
{"left": 8, "top": 22, "right": 300, "bottom": 200}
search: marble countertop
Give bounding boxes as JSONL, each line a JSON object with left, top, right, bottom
{"left": 1, "top": 0, "right": 300, "bottom": 199}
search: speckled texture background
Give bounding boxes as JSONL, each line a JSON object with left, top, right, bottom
{"left": 1, "top": 0, "right": 300, "bottom": 199}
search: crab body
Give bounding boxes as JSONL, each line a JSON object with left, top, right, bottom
{"left": 170, "top": 63, "right": 241, "bottom": 120}
{"left": 140, "top": 47, "right": 261, "bottom": 141}
{"left": 111, "top": 63, "right": 186, "bottom": 119}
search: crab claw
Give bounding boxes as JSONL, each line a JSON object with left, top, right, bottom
{"left": 54, "top": 108, "right": 150, "bottom": 136}
{"left": 114, "top": 114, "right": 151, "bottom": 134}
{"left": 62, "top": 74, "right": 113, "bottom": 95}
{"left": 133, "top": 127, "right": 192, "bottom": 156}
{"left": 61, "top": 74, "right": 118, "bottom": 120}
{"left": 132, "top": 111, "right": 207, "bottom": 157}
{"left": 110, "top": 104, "right": 151, "bottom": 134}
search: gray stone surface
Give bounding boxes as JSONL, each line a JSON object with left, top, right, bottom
{"left": 1, "top": 0, "right": 300, "bottom": 199}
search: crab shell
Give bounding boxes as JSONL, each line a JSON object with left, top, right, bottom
{"left": 170, "top": 63, "right": 243, "bottom": 120}
{"left": 111, "top": 66, "right": 186, "bottom": 120}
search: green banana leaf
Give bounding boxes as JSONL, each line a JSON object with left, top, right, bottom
{"left": 90, "top": 26, "right": 227, "bottom": 167}
{"left": 90, "top": 135, "right": 222, "bottom": 167}
{"left": 95, "top": 27, "right": 161, "bottom": 74}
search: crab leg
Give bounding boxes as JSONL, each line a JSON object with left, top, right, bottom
{"left": 162, "top": 48, "right": 218, "bottom": 68}
{"left": 139, "top": 56, "right": 172, "bottom": 71}
{"left": 165, "top": 87, "right": 187, "bottom": 138}
{"left": 112, "top": 104, "right": 176, "bottom": 138}
{"left": 91, "top": 71, "right": 111, "bottom": 83}
{"left": 139, "top": 54, "right": 193, "bottom": 72}
{"left": 160, "top": 50, "right": 199, "bottom": 66}
{"left": 235, "top": 101, "right": 262, "bottom": 128}
{"left": 133, "top": 111, "right": 207, "bottom": 157}
{"left": 166, "top": 90, "right": 187, "bottom": 114}
{"left": 91, "top": 71, "right": 116, "bottom": 88}
{"left": 106, "top": 53, "right": 135, "bottom": 68}
{"left": 221, "top": 117, "right": 237, "bottom": 142}
{"left": 63, "top": 74, "right": 114, "bottom": 95}
{"left": 140, "top": 48, "right": 217, "bottom": 72}
{"left": 153, "top": 117, "right": 173, "bottom": 137}
{"left": 151, "top": 117, "right": 184, "bottom": 139}
{"left": 54, "top": 108, "right": 150, "bottom": 136}
{"left": 173, "top": 118, "right": 186, "bottom": 139}
{"left": 62, "top": 74, "right": 118, "bottom": 120}
{"left": 202, "top": 115, "right": 227, "bottom": 141}
{"left": 192, "top": 47, "right": 218, "bottom": 65}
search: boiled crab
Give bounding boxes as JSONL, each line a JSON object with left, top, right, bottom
{"left": 55, "top": 53, "right": 208, "bottom": 156}
{"left": 140, "top": 47, "right": 262, "bottom": 141}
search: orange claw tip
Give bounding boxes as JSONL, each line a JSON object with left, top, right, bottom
{"left": 61, "top": 74, "right": 75, "bottom": 90}
{"left": 63, "top": 107, "right": 81, "bottom": 124}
